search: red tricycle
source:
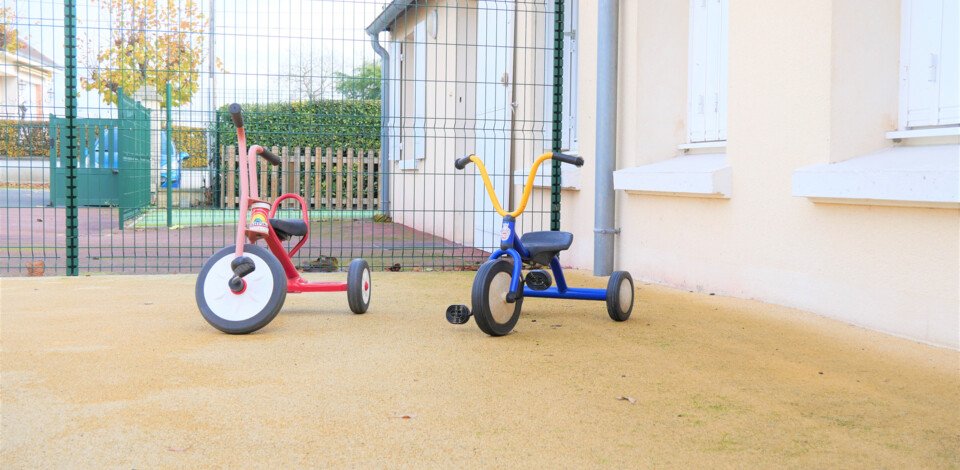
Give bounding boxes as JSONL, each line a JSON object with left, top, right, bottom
{"left": 195, "top": 104, "right": 372, "bottom": 334}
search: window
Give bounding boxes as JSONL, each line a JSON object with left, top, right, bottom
{"left": 687, "top": 0, "right": 728, "bottom": 143}
{"left": 561, "top": 0, "right": 578, "bottom": 151}
{"left": 33, "top": 84, "right": 43, "bottom": 118}
{"left": 393, "top": 20, "right": 427, "bottom": 166}
{"left": 899, "top": 0, "right": 959, "bottom": 129}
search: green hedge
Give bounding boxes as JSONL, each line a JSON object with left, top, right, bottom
{"left": 0, "top": 120, "right": 50, "bottom": 157}
{"left": 216, "top": 100, "right": 380, "bottom": 151}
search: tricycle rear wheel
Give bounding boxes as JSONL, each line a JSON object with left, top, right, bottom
{"left": 347, "top": 258, "right": 372, "bottom": 314}
{"left": 606, "top": 271, "right": 634, "bottom": 322}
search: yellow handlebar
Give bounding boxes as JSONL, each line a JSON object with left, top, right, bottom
{"left": 466, "top": 152, "right": 555, "bottom": 218}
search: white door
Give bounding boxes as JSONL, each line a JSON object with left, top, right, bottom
{"left": 474, "top": 0, "right": 515, "bottom": 250}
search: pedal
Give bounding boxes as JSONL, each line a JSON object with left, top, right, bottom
{"left": 229, "top": 255, "right": 256, "bottom": 293}
{"left": 524, "top": 269, "right": 552, "bottom": 291}
{"left": 446, "top": 304, "right": 472, "bottom": 324}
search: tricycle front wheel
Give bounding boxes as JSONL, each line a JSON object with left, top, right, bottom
{"left": 472, "top": 258, "right": 522, "bottom": 336}
{"left": 196, "top": 244, "right": 287, "bottom": 334}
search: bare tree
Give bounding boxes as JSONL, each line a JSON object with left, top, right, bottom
{"left": 287, "top": 53, "right": 333, "bottom": 102}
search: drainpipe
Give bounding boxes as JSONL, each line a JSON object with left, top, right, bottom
{"left": 368, "top": 32, "right": 391, "bottom": 214}
{"left": 594, "top": 0, "right": 619, "bottom": 276}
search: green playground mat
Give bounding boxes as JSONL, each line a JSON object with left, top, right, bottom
{"left": 133, "top": 208, "right": 378, "bottom": 228}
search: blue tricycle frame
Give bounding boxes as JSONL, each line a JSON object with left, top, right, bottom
{"left": 446, "top": 151, "right": 635, "bottom": 336}
{"left": 491, "top": 218, "right": 608, "bottom": 302}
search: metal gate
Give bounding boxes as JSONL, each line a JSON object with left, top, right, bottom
{"left": 48, "top": 90, "right": 151, "bottom": 222}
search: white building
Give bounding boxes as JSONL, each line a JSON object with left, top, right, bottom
{"left": 0, "top": 36, "right": 58, "bottom": 121}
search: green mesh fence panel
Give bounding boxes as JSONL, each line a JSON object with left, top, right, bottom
{"left": 1, "top": 0, "right": 568, "bottom": 276}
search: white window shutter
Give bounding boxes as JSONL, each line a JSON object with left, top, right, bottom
{"left": 903, "top": 0, "right": 945, "bottom": 127}
{"left": 718, "top": 0, "right": 729, "bottom": 140}
{"left": 688, "top": 0, "right": 727, "bottom": 143}
{"left": 937, "top": 0, "right": 959, "bottom": 125}
{"left": 390, "top": 41, "right": 402, "bottom": 161}
{"left": 414, "top": 21, "right": 427, "bottom": 160}
{"left": 688, "top": 0, "right": 708, "bottom": 142}
{"left": 703, "top": 0, "right": 722, "bottom": 141}
{"left": 562, "top": 0, "right": 578, "bottom": 151}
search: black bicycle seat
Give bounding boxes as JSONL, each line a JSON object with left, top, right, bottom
{"left": 269, "top": 218, "right": 308, "bottom": 240}
{"left": 520, "top": 231, "right": 573, "bottom": 265}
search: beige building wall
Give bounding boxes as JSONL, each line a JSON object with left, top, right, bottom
{"left": 563, "top": 0, "right": 960, "bottom": 348}
{"left": 388, "top": 4, "right": 480, "bottom": 244}
{"left": 386, "top": 1, "right": 556, "bottom": 248}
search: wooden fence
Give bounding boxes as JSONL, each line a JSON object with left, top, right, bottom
{"left": 219, "top": 146, "right": 380, "bottom": 210}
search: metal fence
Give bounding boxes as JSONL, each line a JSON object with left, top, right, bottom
{"left": 0, "top": 0, "right": 565, "bottom": 276}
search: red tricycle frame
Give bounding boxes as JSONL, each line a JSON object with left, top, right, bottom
{"left": 233, "top": 126, "right": 348, "bottom": 294}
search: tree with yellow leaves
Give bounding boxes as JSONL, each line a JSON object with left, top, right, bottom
{"left": 1, "top": 7, "right": 20, "bottom": 53}
{"left": 81, "top": 0, "right": 215, "bottom": 107}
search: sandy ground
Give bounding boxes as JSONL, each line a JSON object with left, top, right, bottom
{"left": 1, "top": 271, "right": 958, "bottom": 468}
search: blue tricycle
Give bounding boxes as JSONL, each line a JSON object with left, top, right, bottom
{"left": 446, "top": 152, "right": 635, "bottom": 336}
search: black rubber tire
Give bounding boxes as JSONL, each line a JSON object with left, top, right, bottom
{"left": 472, "top": 258, "right": 523, "bottom": 336}
{"left": 347, "top": 258, "right": 372, "bottom": 314}
{"left": 196, "top": 244, "right": 287, "bottom": 334}
{"left": 606, "top": 271, "right": 634, "bottom": 322}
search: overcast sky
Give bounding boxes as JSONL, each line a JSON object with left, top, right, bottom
{"left": 11, "top": 0, "right": 387, "bottom": 122}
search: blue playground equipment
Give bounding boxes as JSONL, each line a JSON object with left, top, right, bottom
{"left": 81, "top": 128, "right": 188, "bottom": 188}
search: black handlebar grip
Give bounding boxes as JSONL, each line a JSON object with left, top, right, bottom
{"left": 228, "top": 103, "right": 244, "bottom": 128}
{"left": 552, "top": 152, "right": 584, "bottom": 167}
{"left": 259, "top": 147, "right": 281, "bottom": 166}
{"left": 454, "top": 155, "right": 474, "bottom": 170}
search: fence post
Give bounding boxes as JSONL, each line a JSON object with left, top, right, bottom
{"left": 64, "top": 0, "right": 80, "bottom": 275}
{"left": 270, "top": 147, "right": 279, "bottom": 200}
{"left": 292, "top": 147, "right": 301, "bottom": 205}
{"left": 346, "top": 148, "right": 355, "bottom": 210}
{"left": 282, "top": 147, "right": 291, "bottom": 208}
{"left": 365, "top": 150, "right": 374, "bottom": 210}
{"left": 550, "top": 0, "right": 564, "bottom": 232}
{"left": 303, "top": 147, "right": 312, "bottom": 208}
{"left": 219, "top": 145, "right": 225, "bottom": 208}
{"left": 325, "top": 148, "right": 333, "bottom": 208}
{"left": 336, "top": 149, "right": 344, "bottom": 209}
{"left": 165, "top": 82, "right": 173, "bottom": 226}
{"left": 226, "top": 145, "right": 236, "bottom": 209}
{"left": 313, "top": 147, "right": 322, "bottom": 209}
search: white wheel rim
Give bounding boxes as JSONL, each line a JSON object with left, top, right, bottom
{"left": 361, "top": 268, "right": 371, "bottom": 304}
{"left": 202, "top": 252, "right": 277, "bottom": 322}
{"left": 619, "top": 279, "right": 633, "bottom": 311}
{"left": 488, "top": 271, "right": 514, "bottom": 324}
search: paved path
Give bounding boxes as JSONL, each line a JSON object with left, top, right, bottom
{"left": 0, "top": 207, "right": 486, "bottom": 275}
{"left": 2, "top": 272, "right": 957, "bottom": 467}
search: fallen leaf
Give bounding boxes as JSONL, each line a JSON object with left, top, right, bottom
{"left": 391, "top": 413, "right": 416, "bottom": 419}
{"left": 617, "top": 396, "right": 636, "bottom": 404}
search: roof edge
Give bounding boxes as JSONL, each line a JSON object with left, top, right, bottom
{"left": 365, "top": 0, "right": 416, "bottom": 35}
